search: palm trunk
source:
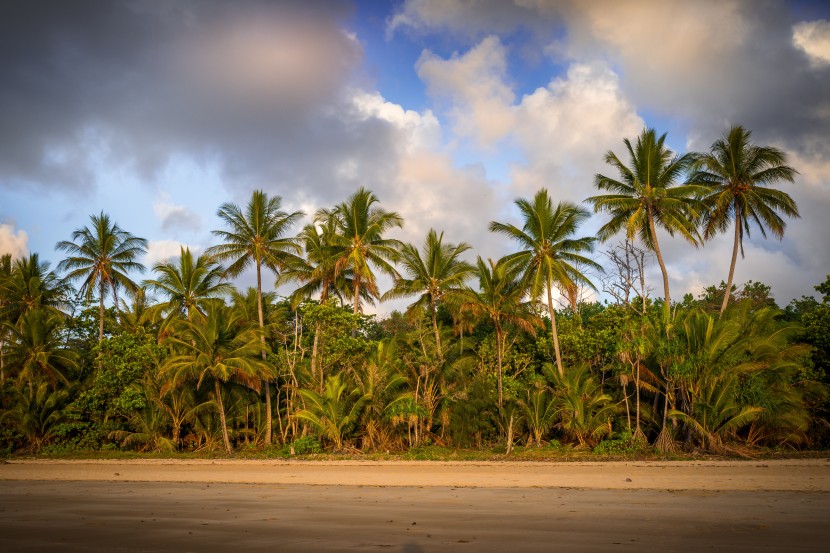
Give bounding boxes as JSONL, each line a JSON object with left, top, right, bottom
{"left": 311, "top": 286, "right": 329, "bottom": 392}
{"left": 647, "top": 209, "right": 672, "bottom": 322}
{"left": 719, "top": 210, "right": 741, "bottom": 317}
{"left": 431, "top": 296, "right": 442, "bottom": 362}
{"left": 255, "top": 260, "right": 272, "bottom": 446}
{"left": 634, "top": 359, "right": 642, "bottom": 435}
{"left": 98, "top": 281, "right": 105, "bottom": 369}
{"left": 352, "top": 278, "right": 360, "bottom": 338}
{"left": 214, "top": 379, "right": 232, "bottom": 454}
{"left": 496, "top": 324, "right": 504, "bottom": 408}
{"left": 547, "top": 282, "right": 564, "bottom": 377}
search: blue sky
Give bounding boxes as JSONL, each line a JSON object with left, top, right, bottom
{"left": 2, "top": 0, "right": 830, "bottom": 313}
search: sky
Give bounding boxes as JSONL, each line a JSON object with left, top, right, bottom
{"left": 2, "top": 0, "right": 830, "bottom": 314}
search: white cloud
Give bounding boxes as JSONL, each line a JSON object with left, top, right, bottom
{"left": 0, "top": 223, "right": 28, "bottom": 258}
{"left": 143, "top": 239, "right": 200, "bottom": 268}
{"left": 416, "top": 36, "right": 516, "bottom": 148}
{"left": 793, "top": 19, "right": 830, "bottom": 67}
{"left": 342, "top": 89, "right": 499, "bottom": 257}
{"left": 511, "top": 62, "right": 644, "bottom": 204}
{"left": 153, "top": 192, "right": 202, "bottom": 233}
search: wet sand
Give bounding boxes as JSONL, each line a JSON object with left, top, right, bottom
{"left": 2, "top": 459, "right": 829, "bottom": 552}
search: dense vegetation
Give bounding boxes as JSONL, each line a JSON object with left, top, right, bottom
{"left": 2, "top": 126, "right": 828, "bottom": 457}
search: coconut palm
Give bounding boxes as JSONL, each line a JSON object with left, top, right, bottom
{"left": 0, "top": 253, "right": 69, "bottom": 322}
{"left": 318, "top": 187, "right": 403, "bottom": 315}
{"left": 587, "top": 129, "right": 703, "bottom": 321}
{"left": 207, "top": 190, "right": 303, "bottom": 445}
{"left": 160, "top": 300, "right": 273, "bottom": 453}
{"left": 279, "top": 220, "right": 364, "bottom": 386}
{"left": 691, "top": 125, "right": 799, "bottom": 315}
{"left": 458, "top": 257, "right": 541, "bottom": 407}
{"left": 382, "top": 229, "right": 475, "bottom": 360}
{"left": 490, "top": 191, "right": 601, "bottom": 376}
{"left": 3, "top": 308, "right": 78, "bottom": 389}
{"left": 55, "top": 212, "right": 147, "bottom": 345}
{"left": 144, "top": 247, "right": 233, "bottom": 331}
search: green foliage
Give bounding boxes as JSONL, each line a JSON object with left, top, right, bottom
{"left": 449, "top": 374, "right": 498, "bottom": 447}
{"left": 74, "top": 330, "right": 164, "bottom": 424}
{"left": 295, "top": 374, "right": 369, "bottom": 450}
{"left": 550, "top": 365, "right": 617, "bottom": 447}
{"left": 281, "top": 435, "right": 323, "bottom": 455}
{"left": 593, "top": 430, "right": 650, "bottom": 455}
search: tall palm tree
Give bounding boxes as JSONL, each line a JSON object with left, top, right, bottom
{"left": 280, "top": 219, "right": 372, "bottom": 384}
{"left": 206, "top": 190, "right": 303, "bottom": 445}
{"left": 458, "top": 257, "right": 540, "bottom": 407}
{"left": 691, "top": 125, "right": 799, "bottom": 315}
{"left": 160, "top": 300, "right": 272, "bottom": 453}
{"left": 318, "top": 187, "right": 403, "bottom": 316}
{"left": 490, "top": 191, "right": 601, "bottom": 377}
{"left": 144, "top": 247, "right": 233, "bottom": 331}
{"left": 382, "top": 229, "right": 475, "bottom": 360}
{"left": 281, "top": 220, "right": 345, "bottom": 308}
{"left": 587, "top": 129, "right": 703, "bottom": 321}
{"left": 55, "top": 212, "right": 147, "bottom": 346}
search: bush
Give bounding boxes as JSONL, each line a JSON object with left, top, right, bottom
{"left": 592, "top": 430, "right": 649, "bottom": 455}
{"left": 283, "top": 435, "right": 322, "bottom": 455}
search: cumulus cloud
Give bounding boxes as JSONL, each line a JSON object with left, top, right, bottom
{"left": 0, "top": 224, "right": 28, "bottom": 258}
{"left": 793, "top": 19, "right": 830, "bottom": 67}
{"left": 143, "top": 239, "right": 200, "bottom": 268}
{"left": 388, "top": 0, "right": 830, "bottom": 305}
{"left": 416, "top": 36, "right": 516, "bottom": 148}
{"left": 510, "top": 62, "right": 644, "bottom": 203}
{"left": 153, "top": 193, "right": 202, "bottom": 233}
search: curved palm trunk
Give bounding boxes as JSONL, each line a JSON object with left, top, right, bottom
{"left": 214, "top": 379, "right": 232, "bottom": 454}
{"left": 647, "top": 210, "right": 672, "bottom": 322}
{"left": 255, "top": 260, "right": 272, "bottom": 446}
{"left": 719, "top": 210, "right": 741, "bottom": 317}
{"left": 546, "top": 282, "right": 564, "bottom": 377}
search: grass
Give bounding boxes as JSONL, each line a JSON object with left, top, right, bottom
{"left": 9, "top": 443, "right": 828, "bottom": 462}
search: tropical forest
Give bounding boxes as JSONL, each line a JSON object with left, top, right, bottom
{"left": 2, "top": 126, "right": 829, "bottom": 458}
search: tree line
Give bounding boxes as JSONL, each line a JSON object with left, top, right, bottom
{"left": 1, "top": 125, "right": 828, "bottom": 456}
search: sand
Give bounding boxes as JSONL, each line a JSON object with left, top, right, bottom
{"left": 2, "top": 459, "right": 829, "bottom": 552}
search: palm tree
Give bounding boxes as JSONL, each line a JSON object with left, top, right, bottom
{"left": 490, "top": 191, "right": 601, "bottom": 377}
{"left": 691, "top": 125, "right": 799, "bottom": 315}
{"left": 459, "top": 257, "right": 540, "bottom": 407}
{"left": 3, "top": 308, "right": 78, "bottom": 389}
{"left": 144, "top": 247, "right": 233, "bottom": 331}
{"left": 160, "top": 300, "right": 272, "bottom": 453}
{"left": 0, "top": 253, "right": 70, "bottom": 322}
{"left": 55, "top": 212, "right": 147, "bottom": 346}
{"left": 318, "top": 187, "right": 403, "bottom": 316}
{"left": 382, "top": 229, "right": 475, "bottom": 360}
{"left": 295, "top": 374, "right": 369, "bottom": 451}
{"left": 207, "top": 190, "right": 303, "bottom": 445}
{"left": 586, "top": 129, "right": 703, "bottom": 321}
{"left": 279, "top": 220, "right": 362, "bottom": 386}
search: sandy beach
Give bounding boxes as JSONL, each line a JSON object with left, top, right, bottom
{"left": 2, "top": 459, "right": 829, "bottom": 551}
